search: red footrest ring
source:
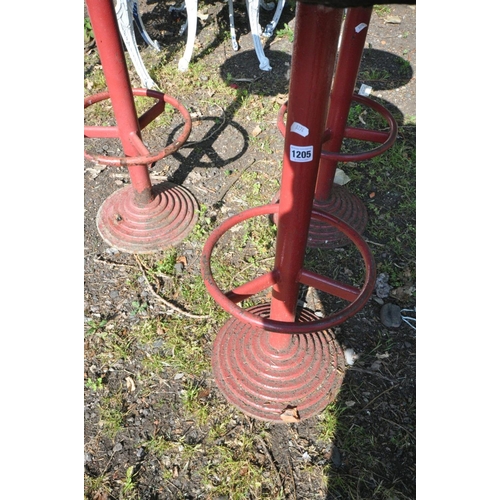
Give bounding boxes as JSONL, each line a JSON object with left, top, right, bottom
{"left": 277, "top": 94, "right": 398, "bottom": 162}
{"left": 201, "top": 203, "right": 376, "bottom": 334}
{"left": 84, "top": 88, "right": 192, "bottom": 167}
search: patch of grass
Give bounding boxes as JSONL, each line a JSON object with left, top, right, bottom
{"left": 143, "top": 434, "right": 176, "bottom": 458}
{"left": 180, "top": 379, "right": 211, "bottom": 424}
{"left": 359, "top": 68, "right": 391, "bottom": 83}
{"left": 150, "top": 248, "right": 178, "bottom": 275}
{"left": 317, "top": 402, "right": 344, "bottom": 442}
{"left": 120, "top": 465, "right": 139, "bottom": 499}
{"left": 201, "top": 440, "right": 265, "bottom": 499}
{"left": 84, "top": 17, "right": 94, "bottom": 45}
{"left": 84, "top": 475, "right": 110, "bottom": 499}
{"left": 85, "top": 318, "right": 108, "bottom": 336}
{"left": 99, "top": 394, "right": 126, "bottom": 439}
{"left": 373, "top": 4, "right": 391, "bottom": 16}
{"left": 91, "top": 327, "right": 135, "bottom": 364}
{"left": 85, "top": 376, "right": 104, "bottom": 392}
{"left": 276, "top": 23, "right": 294, "bottom": 43}
{"left": 155, "top": 317, "right": 212, "bottom": 375}
{"left": 188, "top": 204, "right": 216, "bottom": 243}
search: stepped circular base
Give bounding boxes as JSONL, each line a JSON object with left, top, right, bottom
{"left": 308, "top": 185, "right": 368, "bottom": 248}
{"left": 212, "top": 304, "right": 346, "bottom": 422}
{"left": 96, "top": 182, "right": 198, "bottom": 254}
{"left": 271, "top": 185, "right": 367, "bottom": 248}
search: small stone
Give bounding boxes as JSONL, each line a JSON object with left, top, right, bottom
{"left": 375, "top": 273, "right": 391, "bottom": 298}
{"left": 344, "top": 348, "right": 358, "bottom": 366}
{"left": 113, "top": 442, "right": 123, "bottom": 452}
{"left": 331, "top": 446, "right": 342, "bottom": 468}
{"left": 385, "top": 15, "right": 402, "bottom": 24}
{"left": 380, "top": 303, "right": 402, "bottom": 328}
{"left": 174, "top": 262, "right": 184, "bottom": 274}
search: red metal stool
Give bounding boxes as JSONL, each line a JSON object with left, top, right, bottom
{"left": 201, "top": 0, "right": 413, "bottom": 422}
{"left": 274, "top": 6, "right": 398, "bottom": 247}
{"left": 84, "top": 0, "right": 198, "bottom": 254}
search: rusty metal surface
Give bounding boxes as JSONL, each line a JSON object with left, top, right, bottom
{"left": 96, "top": 181, "right": 198, "bottom": 253}
{"left": 212, "top": 304, "right": 346, "bottom": 422}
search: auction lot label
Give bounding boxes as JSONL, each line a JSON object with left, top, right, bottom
{"left": 290, "top": 145, "right": 313, "bottom": 162}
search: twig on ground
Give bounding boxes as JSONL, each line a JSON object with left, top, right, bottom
{"left": 134, "top": 255, "right": 210, "bottom": 319}
{"left": 287, "top": 452, "right": 297, "bottom": 500}
{"left": 93, "top": 255, "right": 136, "bottom": 269}
{"left": 380, "top": 416, "right": 416, "bottom": 442}
{"left": 182, "top": 103, "right": 226, "bottom": 147}
{"left": 213, "top": 158, "right": 256, "bottom": 206}
{"left": 348, "top": 366, "right": 400, "bottom": 382}
{"left": 361, "top": 384, "right": 400, "bottom": 411}
{"left": 364, "top": 239, "right": 386, "bottom": 247}
{"left": 255, "top": 435, "right": 284, "bottom": 494}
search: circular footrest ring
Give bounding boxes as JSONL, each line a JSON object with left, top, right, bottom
{"left": 201, "top": 203, "right": 376, "bottom": 334}
{"left": 84, "top": 88, "right": 192, "bottom": 167}
{"left": 277, "top": 94, "right": 398, "bottom": 162}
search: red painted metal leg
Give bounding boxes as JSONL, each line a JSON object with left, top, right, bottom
{"left": 86, "top": 0, "right": 153, "bottom": 204}
{"left": 272, "top": 7, "right": 397, "bottom": 248}
{"left": 308, "top": 7, "right": 373, "bottom": 247}
{"left": 268, "top": 4, "right": 344, "bottom": 341}
{"left": 316, "top": 7, "right": 374, "bottom": 200}
{"left": 85, "top": 0, "right": 198, "bottom": 253}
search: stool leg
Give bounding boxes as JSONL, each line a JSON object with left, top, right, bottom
{"left": 315, "top": 6, "right": 373, "bottom": 199}
{"left": 268, "top": 3, "right": 344, "bottom": 348}
{"left": 178, "top": 0, "right": 198, "bottom": 72}
{"left": 87, "top": 0, "right": 154, "bottom": 206}
{"left": 115, "top": 0, "right": 158, "bottom": 89}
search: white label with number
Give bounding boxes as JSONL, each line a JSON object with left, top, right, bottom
{"left": 290, "top": 145, "right": 313, "bottom": 162}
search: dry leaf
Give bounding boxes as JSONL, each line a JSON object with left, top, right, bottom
{"left": 177, "top": 255, "right": 188, "bottom": 266}
{"left": 197, "top": 389, "right": 210, "bottom": 401}
{"left": 125, "top": 376, "right": 136, "bottom": 392}
{"left": 251, "top": 125, "right": 262, "bottom": 137}
{"left": 280, "top": 405, "right": 300, "bottom": 422}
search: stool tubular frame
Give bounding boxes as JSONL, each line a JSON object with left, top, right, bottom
{"left": 315, "top": 6, "right": 373, "bottom": 200}
{"left": 268, "top": 3, "right": 344, "bottom": 348}
{"left": 85, "top": 0, "right": 153, "bottom": 205}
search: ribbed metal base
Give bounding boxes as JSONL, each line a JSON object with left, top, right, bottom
{"left": 307, "top": 185, "right": 368, "bottom": 248}
{"left": 212, "top": 304, "right": 346, "bottom": 422}
{"left": 271, "top": 185, "right": 367, "bottom": 248}
{"left": 96, "top": 181, "right": 198, "bottom": 253}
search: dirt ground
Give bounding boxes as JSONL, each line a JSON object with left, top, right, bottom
{"left": 84, "top": 2, "right": 416, "bottom": 499}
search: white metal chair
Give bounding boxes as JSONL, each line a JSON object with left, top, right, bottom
{"left": 115, "top": 0, "right": 287, "bottom": 88}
